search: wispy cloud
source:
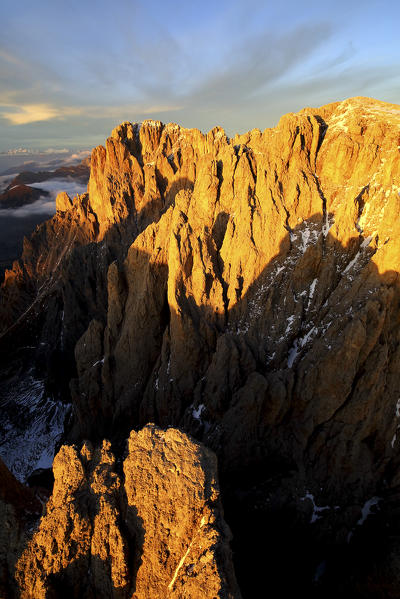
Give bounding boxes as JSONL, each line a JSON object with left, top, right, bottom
{"left": 29, "top": 178, "right": 87, "bottom": 198}
{"left": 62, "top": 150, "right": 91, "bottom": 164}
{"left": 183, "top": 23, "right": 333, "bottom": 108}
{"left": 140, "top": 105, "right": 183, "bottom": 115}
{"left": 77, "top": 104, "right": 183, "bottom": 119}
{"left": 1, "top": 1, "right": 400, "bottom": 148}
{"left": 0, "top": 49, "right": 26, "bottom": 69}
{"left": 0, "top": 101, "right": 184, "bottom": 126}
{"left": 1, "top": 104, "right": 82, "bottom": 125}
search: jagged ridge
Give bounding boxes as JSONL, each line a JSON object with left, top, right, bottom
{"left": 1, "top": 97, "right": 400, "bottom": 596}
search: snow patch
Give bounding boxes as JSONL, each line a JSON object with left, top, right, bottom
{"left": 361, "top": 235, "right": 373, "bottom": 249}
{"left": 343, "top": 235, "right": 373, "bottom": 275}
{"left": 297, "top": 222, "right": 320, "bottom": 254}
{"left": 287, "top": 340, "right": 299, "bottom": 368}
{"left": 323, "top": 211, "right": 333, "bottom": 237}
{"left": 287, "top": 326, "right": 316, "bottom": 368}
{"left": 391, "top": 399, "right": 400, "bottom": 448}
{"left": 192, "top": 404, "right": 205, "bottom": 421}
{"left": 309, "top": 278, "right": 318, "bottom": 300}
{"left": 357, "top": 497, "right": 381, "bottom": 526}
{"left": 92, "top": 357, "right": 105, "bottom": 367}
{"left": 0, "top": 374, "right": 69, "bottom": 482}
{"left": 300, "top": 228, "right": 311, "bottom": 253}
{"left": 395, "top": 397, "right": 400, "bottom": 418}
{"left": 301, "top": 492, "right": 331, "bottom": 523}
{"left": 285, "top": 315, "right": 295, "bottom": 334}
{"left": 347, "top": 496, "right": 381, "bottom": 542}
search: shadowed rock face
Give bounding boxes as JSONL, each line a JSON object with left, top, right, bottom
{"left": 1, "top": 97, "right": 400, "bottom": 596}
{"left": 0, "top": 459, "right": 41, "bottom": 598}
{"left": 12, "top": 425, "right": 241, "bottom": 599}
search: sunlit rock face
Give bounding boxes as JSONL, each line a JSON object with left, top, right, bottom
{"left": 12, "top": 425, "right": 240, "bottom": 599}
{"left": 71, "top": 98, "right": 400, "bottom": 497}
{"left": 1, "top": 97, "right": 400, "bottom": 596}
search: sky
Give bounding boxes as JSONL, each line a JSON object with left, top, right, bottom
{"left": 1, "top": 0, "right": 400, "bottom": 151}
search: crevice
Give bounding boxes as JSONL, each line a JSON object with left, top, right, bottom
{"left": 216, "top": 159, "right": 223, "bottom": 204}
{"left": 245, "top": 151, "right": 257, "bottom": 184}
{"left": 211, "top": 212, "right": 229, "bottom": 252}
{"left": 154, "top": 168, "right": 168, "bottom": 202}
{"left": 235, "top": 275, "right": 244, "bottom": 302}
{"left": 174, "top": 231, "right": 181, "bottom": 252}
{"left": 354, "top": 185, "right": 370, "bottom": 233}
{"left": 207, "top": 221, "right": 230, "bottom": 325}
{"left": 312, "top": 174, "right": 329, "bottom": 253}
{"left": 283, "top": 209, "right": 294, "bottom": 250}
{"left": 292, "top": 126, "right": 300, "bottom": 149}
{"left": 248, "top": 193, "right": 257, "bottom": 248}
{"left": 273, "top": 177, "right": 294, "bottom": 250}
{"left": 310, "top": 114, "right": 328, "bottom": 169}
{"left": 231, "top": 151, "right": 240, "bottom": 201}
{"left": 294, "top": 183, "right": 301, "bottom": 210}
{"left": 269, "top": 188, "right": 280, "bottom": 215}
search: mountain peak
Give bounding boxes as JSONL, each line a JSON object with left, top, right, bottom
{"left": 1, "top": 97, "right": 400, "bottom": 596}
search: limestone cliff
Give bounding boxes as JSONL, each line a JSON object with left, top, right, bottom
{"left": 2, "top": 97, "right": 400, "bottom": 595}
{"left": 12, "top": 425, "right": 240, "bottom": 599}
{"left": 70, "top": 98, "right": 400, "bottom": 501}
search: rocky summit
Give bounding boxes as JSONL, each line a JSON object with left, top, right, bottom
{"left": 1, "top": 96, "right": 400, "bottom": 596}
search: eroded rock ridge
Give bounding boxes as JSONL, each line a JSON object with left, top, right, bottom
{"left": 1, "top": 97, "right": 400, "bottom": 596}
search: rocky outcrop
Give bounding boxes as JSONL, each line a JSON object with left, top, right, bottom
{"left": 0, "top": 458, "right": 41, "bottom": 598}
{"left": 13, "top": 425, "right": 240, "bottom": 599}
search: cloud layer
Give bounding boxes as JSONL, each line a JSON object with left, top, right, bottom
{"left": 0, "top": 178, "right": 87, "bottom": 218}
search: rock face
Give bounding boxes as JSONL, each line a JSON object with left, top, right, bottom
{"left": 0, "top": 458, "right": 41, "bottom": 598}
{"left": 2, "top": 97, "right": 400, "bottom": 595}
{"left": 13, "top": 425, "right": 240, "bottom": 599}
{"left": 68, "top": 98, "right": 400, "bottom": 504}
